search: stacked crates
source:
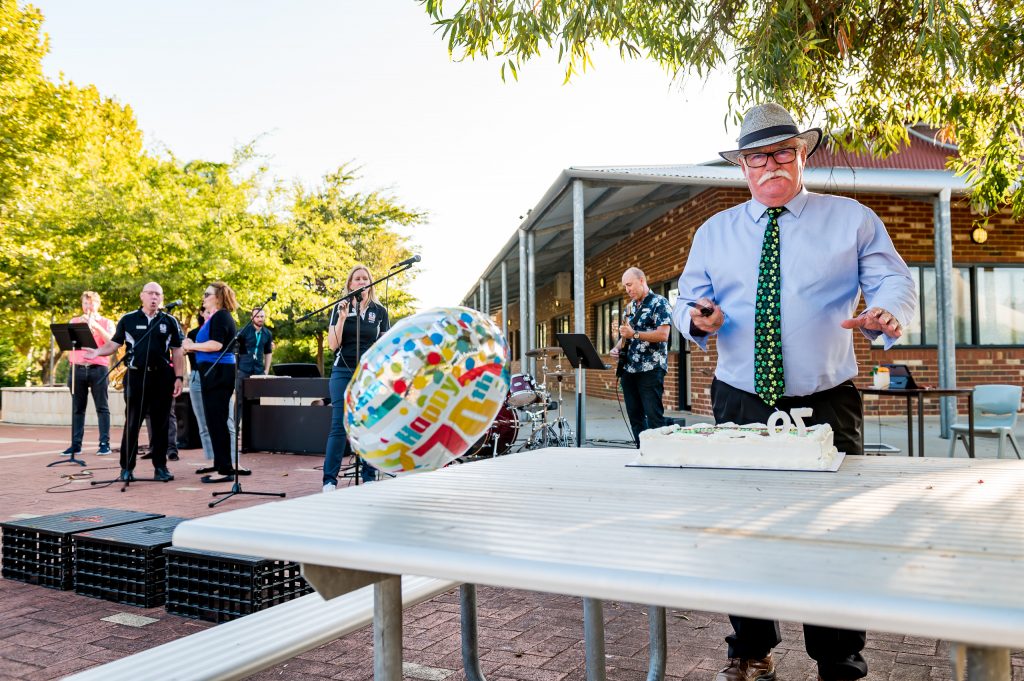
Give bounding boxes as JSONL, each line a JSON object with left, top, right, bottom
{"left": 1, "top": 508, "right": 162, "bottom": 590}
{"left": 73, "top": 516, "right": 188, "bottom": 607}
{"left": 164, "top": 547, "right": 311, "bottom": 623}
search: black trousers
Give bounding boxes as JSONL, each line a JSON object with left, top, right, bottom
{"left": 711, "top": 378, "right": 867, "bottom": 681}
{"left": 620, "top": 368, "right": 666, "bottom": 446}
{"left": 199, "top": 362, "right": 236, "bottom": 475}
{"left": 121, "top": 365, "right": 174, "bottom": 471}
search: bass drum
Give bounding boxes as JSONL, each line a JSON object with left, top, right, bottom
{"left": 465, "top": 403, "right": 519, "bottom": 458}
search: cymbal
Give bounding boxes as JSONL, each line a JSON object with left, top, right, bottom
{"left": 525, "top": 346, "right": 563, "bottom": 358}
{"left": 545, "top": 370, "right": 575, "bottom": 378}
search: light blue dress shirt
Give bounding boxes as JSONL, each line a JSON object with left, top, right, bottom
{"left": 672, "top": 188, "right": 917, "bottom": 397}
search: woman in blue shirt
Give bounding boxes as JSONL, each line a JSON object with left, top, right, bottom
{"left": 183, "top": 281, "right": 239, "bottom": 482}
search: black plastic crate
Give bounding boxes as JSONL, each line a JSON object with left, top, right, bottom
{"left": 164, "top": 547, "right": 312, "bottom": 623}
{"left": 1, "top": 508, "right": 163, "bottom": 590}
{"left": 73, "top": 516, "right": 188, "bottom": 607}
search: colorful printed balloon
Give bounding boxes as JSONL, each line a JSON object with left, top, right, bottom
{"left": 345, "top": 307, "right": 510, "bottom": 475}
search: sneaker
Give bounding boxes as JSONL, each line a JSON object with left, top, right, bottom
{"left": 322, "top": 483, "right": 337, "bottom": 493}
{"left": 61, "top": 447, "right": 81, "bottom": 457}
{"left": 168, "top": 452, "right": 179, "bottom": 461}
{"left": 96, "top": 444, "right": 112, "bottom": 456}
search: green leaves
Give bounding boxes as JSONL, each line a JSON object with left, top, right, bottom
{"left": 0, "top": 4, "right": 425, "bottom": 383}
{"left": 419, "top": 0, "right": 1024, "bottom": 221}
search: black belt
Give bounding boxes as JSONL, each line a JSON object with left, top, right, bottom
{"left": 129, "top": 364, "right": 170, "bottom": 372}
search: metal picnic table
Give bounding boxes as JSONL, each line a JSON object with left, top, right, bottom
{"left": 173, "top": 448, "right": 1024, "bottom": 681}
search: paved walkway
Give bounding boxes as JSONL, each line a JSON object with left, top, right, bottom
{"left": 0, "top": 399, "right": 1021, "bottom": 680}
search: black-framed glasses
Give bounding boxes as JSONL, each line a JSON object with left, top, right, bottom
{"left": 203, "top": 291, "right": 214, "bottom": 297}
{"left": 742, "top": 147, "right": 798, "bottom": 168}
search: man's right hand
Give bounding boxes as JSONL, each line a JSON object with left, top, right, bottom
{"left": 689, "top": 297, "right": 724, "bottom": 334}
{"left": 83, "top": 349, "right": 98, "bottom": 360}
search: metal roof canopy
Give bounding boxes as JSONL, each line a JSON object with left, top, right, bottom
{"left": 464, "top": 162, "right": 969, "bottom": 436}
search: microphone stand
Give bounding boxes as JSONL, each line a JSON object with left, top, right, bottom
{"left": 91, "top": 307, "right": 177, "bottom": 492}
{"left": 294, "top": 262, "right": 416, "bottom": 485}
{"left": 205, "top": 294, "right": 286, "bottom": 507}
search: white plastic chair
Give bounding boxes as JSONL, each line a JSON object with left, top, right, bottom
{"left": 948, "top": 384, "right": 1022, "bottom": 459}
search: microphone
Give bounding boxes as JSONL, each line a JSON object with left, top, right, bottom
{"left": 163, "top": 299, "right": 183, "bottom": 311}
{"left": 271, "top": 292, "right": 277, "bottom": 301}
{"left": 391, "top": 254, "right": 421, "bottom": 268}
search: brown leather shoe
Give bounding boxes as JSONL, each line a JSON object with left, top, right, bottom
{"left": 715, "top": 654, "right": 776, "bottom": 681}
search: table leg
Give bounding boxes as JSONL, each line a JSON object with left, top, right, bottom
{"left": 374, "top": 575, "right": 403, "bottom": 681}
{"left": 968, "top": 393, "right": 975, "bottom": 458}
{"left": 906, "top": 395, "right": 914, "bottom": 457}
{"left": 951, "top": 643, "right": 1010, "bottom": 681}
{"left": 460, "top": 584, "right": 487, "bottom": 681}
{"left": 647, "top": 606, "right": 666, "bottom": 681}
{"left": 918, "top": 394, "right": 925, "bottom": 457}
{"left": 583, "top": 597, "right": 607, "bottom": 681}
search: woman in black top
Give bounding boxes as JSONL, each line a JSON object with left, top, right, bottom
{"left": 322, "top": 265, "right": 390, "bottom": 490}
{"left": 183, "top": 281, "right": 239, "bottom": 482}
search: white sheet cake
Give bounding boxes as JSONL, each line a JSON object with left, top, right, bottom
{"left": 637, "top": 420, "right": 841, "bottom": 471}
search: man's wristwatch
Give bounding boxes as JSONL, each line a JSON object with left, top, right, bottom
{"left": 175, "top": 376, "right": 183, "bottom": 381}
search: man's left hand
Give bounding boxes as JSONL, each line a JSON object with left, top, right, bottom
{"left": 172, "top": 380, "right": 183, "bottom": 398}
{"left": 841, "top": 307, "right": 903, "bottom": 338}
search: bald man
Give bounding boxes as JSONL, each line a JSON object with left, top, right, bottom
{"left": 87, "top": 282, "right": 184, "bottom": 483}
{"left": 611, "top": 267, "right": 672, "bottom": 445}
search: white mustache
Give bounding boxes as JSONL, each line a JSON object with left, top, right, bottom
{"left": 758, "top": 169, "right": 792, "bottom": 185}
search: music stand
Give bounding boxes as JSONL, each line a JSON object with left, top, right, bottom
{"left": 48, "top": 323, "right": 96, "bottom": 467}
{"left": 554, "top": 333, "right": 611, "bottom": 447}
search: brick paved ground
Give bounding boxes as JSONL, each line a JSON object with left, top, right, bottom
{"left": 0, "top": 421, "right": 1020, "bottom": 680}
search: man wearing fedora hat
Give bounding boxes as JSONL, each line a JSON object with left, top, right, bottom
{"left": 672, "top": 103, "right": 917, "bottom": 681}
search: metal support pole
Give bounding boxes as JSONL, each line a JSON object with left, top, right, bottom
{"left": 582, "top": 597, "right": 606, "bottom": 681}
{"left": 934, "top": 188, "right": 956, "bottom": 438}
{"left": 459, "top": 584, "right": 488, "bottom": 681}
{"left": 647, "top": 606, "right": 667, "bottom": 681}
{"left": 573, "top": 179, "right": 587, "bottom": 446}
{"left": 373, "top": 575, "right": 402, "bottom": 681}
{"left": 501, "top": 261, "right": 509, "bottom": 341}
{"left": 527, "top": 230, "right": 537, "bottom": 377}
{"left": 518, "top": 230, "right": 528, "bottom": 372}
{"left": 483, "top": 278, "right": 490, "bottom": 318}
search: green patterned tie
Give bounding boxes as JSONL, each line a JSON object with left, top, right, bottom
{"left": 754, "top": 207, "right": 785, "bottom": 405}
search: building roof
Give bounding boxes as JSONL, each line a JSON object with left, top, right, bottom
{"left": 463, "top": 129, "right": 967, "bottom": 308}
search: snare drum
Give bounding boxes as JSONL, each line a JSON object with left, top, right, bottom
{"left": 507, "top": 373, "right": 540, "bottom": 407}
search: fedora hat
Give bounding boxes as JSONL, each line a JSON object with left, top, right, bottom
{"left": 719, "top": 103, "right": 822, "bottom": 165}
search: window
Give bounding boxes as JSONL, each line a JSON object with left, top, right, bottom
{"left": 873, "top": 265, "right": 1023, "bottom": 346}
{"left": 594, "top": 298, "right": 622, "bottom": 354}
{"left": 535, "top": 322, "right": 548, "bottom": 349}
{"left": 552, "top": 313, "right": 571, "bottom": 336}
{"left": 977, "top": 267, "right": 1024, "bottom": 344}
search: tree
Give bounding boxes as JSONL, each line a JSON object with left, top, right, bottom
{"left": 270, "top": 165, "right": 423, "bottom": 373}
{"left": 420, "top": 0, "right": 1024, "bottom": 221}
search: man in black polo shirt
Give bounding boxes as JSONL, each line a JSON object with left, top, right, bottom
{"left": 237, "top": 306, "right": 273, "bottom": 379}
{"left": 86, "top": 282, "right": 184, "bottom": 482}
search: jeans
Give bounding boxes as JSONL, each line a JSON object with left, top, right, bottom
{"left": 67, "top": 364, "right": 110, "bottom": 450}
{"left": 620, "top": 368, "right": 666, "bottom": 446}
{"left": 323, "top": 364, "right": 375, "bottom": 485}
{"left": 187, "top": 370, "right": 235, "bottom": 461}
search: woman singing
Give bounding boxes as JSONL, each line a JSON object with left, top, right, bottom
{"left": 323, "top": 265, "right": 390, "bottom": 491}
{"left": 183, "top": 281, "right": 239, "bottom": 483}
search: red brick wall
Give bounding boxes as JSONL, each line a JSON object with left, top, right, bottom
{"left": 507, "top": 188, "right": 1024, "bottom": 416}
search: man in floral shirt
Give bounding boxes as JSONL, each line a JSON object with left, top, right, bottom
{"left": 611, "top": 267, "right": 672, "bottom": 446}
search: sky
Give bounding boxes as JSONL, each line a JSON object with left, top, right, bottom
{"left": 37, "top": 0, "right": 737, "bottom": 310}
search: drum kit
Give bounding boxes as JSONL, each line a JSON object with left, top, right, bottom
{"left": 466, "top": 346, "right": 576, "bottom": 457}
